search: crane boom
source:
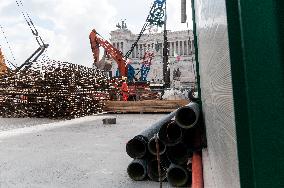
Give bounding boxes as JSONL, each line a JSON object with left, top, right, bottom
{"left": 15, "top": 0, "right": 49, "bottom": 71}
{"left": 89, "top": 29, "right": 127, "bottom": 77}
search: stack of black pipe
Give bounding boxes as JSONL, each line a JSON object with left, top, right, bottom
{"left": 126, "top": 102, "right": 201, "bottom": 187}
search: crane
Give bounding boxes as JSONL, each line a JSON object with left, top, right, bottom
{"left": 15, "top": 0, "right": 49, "bottom": 71}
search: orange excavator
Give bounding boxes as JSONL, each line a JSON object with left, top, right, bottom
{"left": 89, "top": 29, "right": 159, "bottom": 101}
{"left": 0, "top": 48, "right": 8, "bottom": 75}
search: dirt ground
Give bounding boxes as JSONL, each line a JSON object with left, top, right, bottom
{"left": 0, "top": 114, "right": 171, "bottom": 188}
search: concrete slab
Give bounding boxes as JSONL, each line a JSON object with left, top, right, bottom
{"left": 202, "top": 148, "right": 217, "bottom": 188}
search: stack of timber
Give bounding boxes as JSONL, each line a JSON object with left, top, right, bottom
{"left": 104, "top": 100, "right": 189, "bottom": 113}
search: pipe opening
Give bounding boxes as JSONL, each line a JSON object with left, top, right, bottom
{"left": 167, "top": 166, "right": 188, "bottom": 187}
{"left": 159, "top": 121, "right": 182, "bottom": 146}
{"left": 167, "top": 123, "right": 182, "bottom": 141}
{"left": 126, "top": 137, "right": 147, "bottom": 158}
{"left": 176, "top": 107, "right": 196, "bottom": 128}
{"left": 167, "top": 143, "right": 189, "bottom": 164}
{"left": 127, "top": 162, "right": 146, "bottom": 181}
{"left": 182, "top": 129, "right": 195, "bottom": 150}
{"left": 148, "top": 138, "right": 166, "bottom": 155}
{"left": 148, "top": 159, "right": 167, "bottom": 181}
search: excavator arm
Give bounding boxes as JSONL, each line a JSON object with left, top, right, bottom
{"left": 89, "top": 29, "right": 127, "bottom": 77}
{"left": 0, "top": 48, "right": 8, "bottom": 75}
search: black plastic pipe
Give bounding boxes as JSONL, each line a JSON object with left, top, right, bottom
{"left": 167, "top": 142, "right": 192, "bottom": 165}
{"left": 158, "top": 120, "right": 183, "bottom": 146}
{"left": 147, "top": 156, "right": 170, "bottom": 182}
{"left": 167, "top": 163, "right": 192, "bottom": 187}
{"left": 148, "top": 136, "right": 166, "bottom": 156}
{"left": 127, "top": 159, "right": 147, "bottom": 181}
{"left": 126, "top": 110, "right": 177, "bottom": 158}
{"left": 175, "top": 102, "right": 200, "bottom": 129}
{"left": 182, "top": 128, "right": 195, "bottom": 151}
{"left": 126, "top": 135, "right": 148, "bottom": 158}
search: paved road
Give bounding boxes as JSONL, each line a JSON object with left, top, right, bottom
{"left": 0, "top": 114, "right": 171, "bottom": 188}
{"left": 0, "top": 118, "right": 59, "bottom": 131}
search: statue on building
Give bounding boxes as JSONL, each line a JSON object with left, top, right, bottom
{"left": 121, "top": 20, "right": 127, "bottom": 29}
{"left": 116, "top": 22, "right": 121, "bottom": 29}
{"left": 116, "top": 19, "right": 128, "bottom": 29}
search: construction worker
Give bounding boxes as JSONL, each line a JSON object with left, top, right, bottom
{"left": 121, "top": 77, "right": 129, "bottom": 101}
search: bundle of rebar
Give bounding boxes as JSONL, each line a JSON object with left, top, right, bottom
{"left": 126, "top": 102, "right": 202, "bottom": 187}
{"left": 0, "top": 59, "right": 115, "bottom": 119}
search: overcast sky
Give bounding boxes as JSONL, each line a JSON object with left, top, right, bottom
{"left": 0, "top": 0, "right": 192, "bottom": 68}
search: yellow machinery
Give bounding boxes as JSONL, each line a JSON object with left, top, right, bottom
{"left": 0, "top": 48, "right": 8, "bottom": 75}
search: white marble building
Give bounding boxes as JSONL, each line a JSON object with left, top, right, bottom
{"left": 109, "top": 26, "right": 196, "bottom": 88}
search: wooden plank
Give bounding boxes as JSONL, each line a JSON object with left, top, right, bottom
{"left": 103, "top": 100, "right": 189, "bottom": 113}
{"left": 105, "top": 100, "right": 189, "bottom": 107}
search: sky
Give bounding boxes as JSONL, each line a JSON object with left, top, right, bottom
{"left": 0, "top": 0, "right": 192, "bottom": 68}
